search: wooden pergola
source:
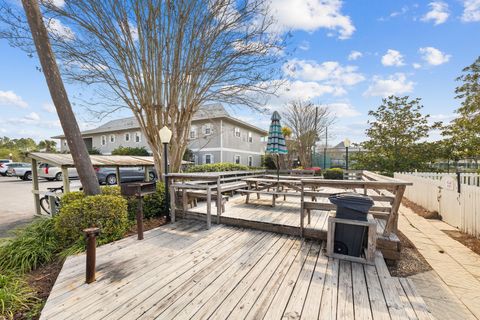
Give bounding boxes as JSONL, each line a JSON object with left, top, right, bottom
{"left": 28, "top": 152, "right": 157, "bottom": 216}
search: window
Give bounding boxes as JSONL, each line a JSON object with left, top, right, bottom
{"left": 193, "top": 154, "right": 198, "bottom": 165}
{"left": 101, "top": 135, "right": 106, "bottom": 146}
{"left": 234, "top": 127, "right": 241, "bottom": 137}
{"left": 190, "top": 127, "right": 197, "bottom": 139}
{"left": 248, "top": 156, "right": 253, "bottom": 167}
{"left": 234, "top": 155, "right": 241, "bottom": 164}
{"left": 125, "top": 133, "right": 130, "bottom": 142}
{"left": 204, "top": 124, "right": 212, "bottom": 135}
{"left": 248, "top": 132, "right": 253, "bottom": 143}
{"left": 63, "top": 140, "right": 67, "bottom": 147}
{"left": 109, "top": 134, "right": 115, "bottom": 143}
{"left": 135, "top": 132, "right": 141, "bottom": 143}
{"left": 204, "top": 154, "right": 213, "bottom": 164}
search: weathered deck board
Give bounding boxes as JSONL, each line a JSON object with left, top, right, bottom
{"left": 41, "top": 220, "right": 433, "bottom": 320}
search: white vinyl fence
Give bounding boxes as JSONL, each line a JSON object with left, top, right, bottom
{"left": 395, "top": 172, "right": 480, "bottom": 238}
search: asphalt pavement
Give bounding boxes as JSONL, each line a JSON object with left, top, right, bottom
{"left": 0, "top": 176, "right": 81, "bottom": 238}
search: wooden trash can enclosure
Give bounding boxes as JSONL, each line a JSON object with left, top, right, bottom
{"left": 120, "top": 182, "right": 156, "bottom": 240}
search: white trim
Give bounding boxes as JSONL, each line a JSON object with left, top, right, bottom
{"left": 190, "top": 147, "right": 263, "bottom": 155}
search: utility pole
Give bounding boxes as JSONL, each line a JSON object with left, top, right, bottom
{"left": 22, "top": 0, "right": 100, "bottom": 195}
{"left": 323, "top": 126, "right": 328, "bottom": 170}
{"left": 311, "top": 106, "right": 318, "bottom": 167}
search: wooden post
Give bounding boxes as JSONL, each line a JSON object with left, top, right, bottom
{"left": 206, "top": 187, "right": 212, "bottom": 229}
{"left": 116, "top": 167, "right": 121, "bottom": 186}
{"left": 144, "top": 166, "right": 149, "bottom": 181}
{"left": 84, "top": 227, "right": 100, "bottom": 284}
{"left": 136, "top": 196, "right": 144, "bottom": 240}
{"left": 31, "top": 158, "right": 41, "bottom": 215}
{"left": 216, "top": 176, "right": 221, "bottom": 224}
{"left": 62, "top": 167, "right": 70, "bottom": 193}
{"left": 169, "top": 184, "right": 176, "bottom": 223}
{"left": 300, "top": 182, "right": 304, "bottom": 237}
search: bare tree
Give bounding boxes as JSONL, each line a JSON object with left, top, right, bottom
{"left": 282, "top": 100, "right": 334, "bottom": 168}
{"left": 1, "top": 0, "right": 284, "bottom": 177}
{"left": 20, "top": 0, "right": 100, "bottom": 195}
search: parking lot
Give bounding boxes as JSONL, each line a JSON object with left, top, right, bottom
{"left": 0, "top": 176, "right": 81, "bottom": 238}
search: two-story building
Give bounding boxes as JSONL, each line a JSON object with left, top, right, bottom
{"left": 52, "top": 104, "right": 268, "bottom": 167}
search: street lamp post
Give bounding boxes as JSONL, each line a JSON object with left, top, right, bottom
{"left": 159, "top": 126, "right": 173, "bottom": 216}
{"left": 344, "top": 138, "right": 351, "bottom": 171}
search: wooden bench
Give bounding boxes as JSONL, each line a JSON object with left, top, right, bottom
{"left": 237, "top": 189, "right": 301, "bottom": 207}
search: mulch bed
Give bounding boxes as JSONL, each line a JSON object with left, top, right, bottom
{"left": 402, "top": 198, "right": 441, "bottom": 220}
{"left": 387, "top": 230, "right": 432, "bottom": 277}
{"left": 442, "top": 230, "right": 480, "bottom": 256}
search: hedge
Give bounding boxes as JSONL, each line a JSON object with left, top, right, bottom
{"left": 323, "top": 168, "right": 344, "bottom": 180}
{"left": 186, "top": 162, "right": 250, "bottom": 173}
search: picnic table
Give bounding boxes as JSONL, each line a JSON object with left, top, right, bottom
{"left": 238, "top": 177, "right": 308, "bottom": 206}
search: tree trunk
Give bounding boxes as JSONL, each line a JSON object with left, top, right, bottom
{"left": 21, "top": 0, "right": 100, "bottom": 195}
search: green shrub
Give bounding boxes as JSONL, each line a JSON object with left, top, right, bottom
{"left": 323, "top": 168, "right": 344, "bottom": 180}
{"left": 186, "top": 162, "right": 250, "bottom": 173}
{"left": 100, "top": 185, "right": 121, "bottom": 196}
{"left": 112, "top": 146, "right": 150, "bottom": 156}
{"left": 55, "top": 194, "right": 129, "bottom": 246}
{"left": 0, "top": 218, "right": 60, "bottom": 273}
{"left": 0, "top": 272, "right": 38, "bottom": 319}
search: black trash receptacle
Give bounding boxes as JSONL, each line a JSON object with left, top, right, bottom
{"left": 329, "top": 193, "right": 374, "bottom": 257}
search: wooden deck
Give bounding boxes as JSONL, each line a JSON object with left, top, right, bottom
{"left": 41, "top": 220, "right": 433, "bottom": 319}
{"left": 184, "top": 195, "right": 401, "bottom": 260}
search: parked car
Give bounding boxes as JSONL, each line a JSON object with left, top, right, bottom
{"left": 7, "top": 163, "right": 32, "bottom": 180}
{"left": 39, "top": 163, "right": 79, "bottom": 181}
{"left": 0, "top": 159, "right": 12, "bottom": 176}
{"left": 0, "top": 161, "right": 20, "bottom": 176}
{"left": 95, "top": 167, "right": 156, "bottom": 185}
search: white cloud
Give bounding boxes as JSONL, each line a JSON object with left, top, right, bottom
{"left": 45, "top": 18, "right": 75, "bottom": 41}
{"left": 259, "top": 80, "right": 343, "bottom": 110}
{"left": 298, "top": 41, "right": 310, "bottom": 51}
{"left": 44, "top": 0, "right": 65, "bottom": 7}
{"left": 462, "top": 0, "right": 480, "bottom": 22}
{"left": 282, "top": 59, "right": 365, "bottom": 89}
{"left": 0, "top": 90, "right": 28, "bottom": 108}
{"left": 24, "top": 112, "right": 40, "bottom": 121}
{"left": 363, "top": 73, "right": 414, "bottom": 97}
{"left": 381, "top": 49, "right": 405, "bottom": 67}
{"left": 268, "top": 0, "right": 355, "bottom": 39}
{"left": 419, "top": 47, "right": 451, "bottom": 65}
{"left": 347, "top": 50, "right": 362, "bottom": 61}
{"left": 42, "top": 102, "right": 56, "bottom": 113}
{"left": 421, "top": 1, "right": 449, "bottom": 25}
{"left": 412, "top": 63, "right": 422, "bottom": 69}
{"left": 326, "top": 102, "right": 361, "bottom": 117}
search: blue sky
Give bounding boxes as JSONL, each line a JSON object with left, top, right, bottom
{"left": 0, "top": 0, "right": 479, "bottom": 146}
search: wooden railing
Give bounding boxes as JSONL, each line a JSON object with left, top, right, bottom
{"left": 300, "top": 170, "right": 412, "bottom": 237}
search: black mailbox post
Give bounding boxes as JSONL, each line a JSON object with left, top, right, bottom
{"left": 121, "top": 182, "right": 156, "bottom": 240}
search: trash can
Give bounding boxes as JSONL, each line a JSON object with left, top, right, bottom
{"left": 328, "top": 193, "right": 374, "bottom": 257}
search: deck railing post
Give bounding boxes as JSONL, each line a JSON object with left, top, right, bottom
{"left": 84, "top": 227, "right": 100, "bottom": 284}
{"left": 136, "top": 196, "right": 144, "bottom": 240}
{"left": 206, "top": 187, "right": 212, "bottom": 229}
{"left": 216, "top": 176, "right": 221, "bottom": 224}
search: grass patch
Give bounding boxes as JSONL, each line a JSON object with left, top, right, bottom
{"left": 0, "top": 218, "right": 60, "bottom": 273}
{"left": 0, "top": 272, "right": 39, "bottom": 319}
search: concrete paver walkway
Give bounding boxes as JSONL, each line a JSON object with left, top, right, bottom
{"left": 399, "top": 205, "right": 480, "bottom": 319}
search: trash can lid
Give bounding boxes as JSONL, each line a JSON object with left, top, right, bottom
{"left": 328, "top": 192, "right": 374, "bottom": 211}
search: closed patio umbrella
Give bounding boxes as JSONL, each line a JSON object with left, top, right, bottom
{"left": 266, "top": 111, "right": 288, "bottom": 182}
